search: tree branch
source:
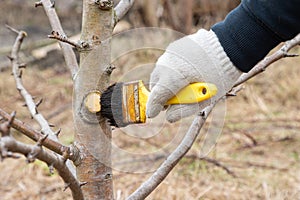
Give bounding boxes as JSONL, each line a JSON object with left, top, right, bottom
{"left": 114, "top": 0, "right": 135, "bottom": 25}
{"left": 48, "top": 31, "right": 83, "bottom": 49}
{"left": 7, "top": 25, "right": 77, "bottom": 176}
{"left": 8, "top": 26, "right": 58, "bottom": 142}
{"left": 0, "top": 108, "right": 78, "bottom": 162}
{"left": 233, "top": 33, "right": 300, "bottom": 87}
{"left": 0, "top": 113, "right": 82, "bottom": 199}
{"left": 128, "top": 34, "right": 300, "bottom": 199}
{"left": 39, "top": 0, "right": 79, "bottom": 79}
{"left": 127, "top": 105, "right": 214, "bottom": 200}
{"left": 0, "top": 126, "right": 83, "bottom": 200}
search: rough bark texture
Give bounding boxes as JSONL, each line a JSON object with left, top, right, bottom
{"left": 73, "top": 0, "right": 114, "bottom": 199}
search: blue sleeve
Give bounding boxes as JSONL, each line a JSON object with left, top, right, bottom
{"left": 212, "top": 0, "right": 300, "bottom": 72}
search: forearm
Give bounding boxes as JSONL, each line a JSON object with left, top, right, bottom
{"left": 212, "top": 0, "right": 300, "bottom": 72}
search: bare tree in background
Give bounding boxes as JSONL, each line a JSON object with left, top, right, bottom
{"left": 0, "top": 0, "right": 299, "bottom": 199}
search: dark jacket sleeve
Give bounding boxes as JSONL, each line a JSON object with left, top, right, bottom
{"left": 212, "top": 0, "right": 300, "bottom": 72}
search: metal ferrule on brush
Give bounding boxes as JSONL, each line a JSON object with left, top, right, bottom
{"left": 122, "top": 80, "right": 149, "bottom": 125}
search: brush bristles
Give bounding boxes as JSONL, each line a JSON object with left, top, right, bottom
{"left": 100, "top": 81, "right": 146, "bottom": 127}
{"left": 100, "top": 83, "right": 126, "bottom": 127}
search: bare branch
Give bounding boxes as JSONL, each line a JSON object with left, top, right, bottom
{"left": 8, "top": 27, "right": 58, "bottom": 142}
{"left": 0, "top": 108, "right": 78, "bottom": 162}
{"left": 0, "top": 136, "right": 83, "bottom": 200}
{"left": 35, "top": 98, "right": 43, "bottom": 108}
{"left": 8, "top": 26, "right": 77, "bottom": 176}
{"left": 0, "top": 113, "right": 82, "bottom": 199}
{"left": 48, "top": 31, "right": 82, "bottom": 49}
{"left": 226, "top": 85, "right": 244, "bottom": 97}
{"left": 128, "top": 33, "right": 300, "bottom": 199}
{"left": 39, "top": 0, "right": 79, "bottom": 79}
{"left": 127, "top": 105, "right": 214, "bottom": 200}
{"left": 5, "top": 24, "right": 20, "bottom": 35}
{"left": 114, "top": 0, "right": 135, "bottom": 25}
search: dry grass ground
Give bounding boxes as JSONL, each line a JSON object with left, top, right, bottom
{"left": 0, "top": 45, "right": 299, "bottom": 200}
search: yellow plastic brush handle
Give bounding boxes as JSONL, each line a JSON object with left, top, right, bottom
{"left": 138, "top": 80, "right": 218, "bottom": 105}
{"left": 166, "top": 82, "right": 218, "bottom": 104}
{"left": 129, "top": 81, "right": 218, "bottom": 124}
{"left": 139, "top": 81, "right": 218, "bottom": 122}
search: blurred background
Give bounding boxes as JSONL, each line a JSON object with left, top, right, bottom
{"left": 0, "top": 0, "right": 300, "bottom": 199}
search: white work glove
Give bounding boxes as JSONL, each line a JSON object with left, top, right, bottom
{"left": 146, "top": 29, "right": 242, "bottom": 122}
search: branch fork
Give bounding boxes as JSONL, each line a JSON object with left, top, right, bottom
{"left": 0, "top": 110, "right": 83, "bottom": 199}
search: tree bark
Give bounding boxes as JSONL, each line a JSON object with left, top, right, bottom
{"left": 73, "top": 0, "right": 114, "bottom": 199}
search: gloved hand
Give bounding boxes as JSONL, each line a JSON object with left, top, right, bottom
{"left": 146, "top": 29, "right": 242, "bottom": 122}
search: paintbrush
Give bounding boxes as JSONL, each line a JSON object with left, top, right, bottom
{"left": 96, "top": 80, "right": 217, "bottom": 127}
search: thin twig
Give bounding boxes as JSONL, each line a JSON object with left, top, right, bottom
{"left": 40, "top": 0, "right": 79, "bottom": 79}
{"left": 5, "top": 24, "right": 20, "bottom": 34}
{"left": 240, "top": 131, "right": 258, "bottom": 146}
{"left": 187, "top": 155, "right": 237, "bottom": 178}
{"left": 223, "top": 159, "right": 289, "bottom": 171}
{"left": 233, "top": 33, "right": 300, "bottom": 87}
{"left": 48, "top": 31, "right": 82, "bottom": 49}
{"left": 128, "top": 34, "right": 300, "bottom": 199}
{"left": 114, "top": 0, "right": 135, "bottom": 26}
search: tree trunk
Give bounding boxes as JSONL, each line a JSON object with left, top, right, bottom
{"left": 73, "top": 0, "right": 114, "bottom": 199}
